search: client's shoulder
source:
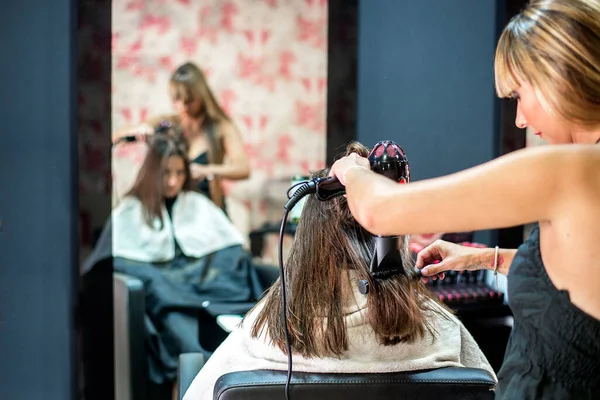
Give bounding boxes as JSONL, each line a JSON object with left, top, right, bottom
{"left": 423, "top": 298, "right": 463, "bottom": 330}
{"left": 113, "top": 196, "right": 142, "bottom": 214}
{"left": 239, "top": 300, "right": 266, "bottom": 331}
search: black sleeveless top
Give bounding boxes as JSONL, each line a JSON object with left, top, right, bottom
{"left": 497, "top": 225, "right": 600, "bottom": 399}
{"left": 192, "top": 151, "right": 228, "bottom": 215}
{"left": 192, "top": 152, "right": 211, "bottom": 199}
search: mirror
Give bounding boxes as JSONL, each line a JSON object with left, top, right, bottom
{"left": 88, "top": 1, "right": 331, "bottom": 399}
{"left": 110, "top": 0, "right": 329, "bottom": 260}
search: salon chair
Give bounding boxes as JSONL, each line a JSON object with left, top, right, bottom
{"left": 176, "top": 353, "right": 496, "bottom": 400}
{"left": 111, "top": 264, "right": 280, "bottom": 400}
{"left": 248, "top": 221, "right": 297, "bottom": 258}
{"left": 82, "top": 219, "right": 281, "bottom": 400}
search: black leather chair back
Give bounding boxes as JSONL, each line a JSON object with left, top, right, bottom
{"left": 214, "top": 367, "right": 496, "bottom": 400}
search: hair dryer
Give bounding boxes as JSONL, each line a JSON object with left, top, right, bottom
{"left": 284, "top": 141, "right": 410, "bottom": 288}
{"left": 285, "top": 141, "right": 409, "bottom": 205}
{"left": 365, "top": 141, "right": 410, "bottom": 286}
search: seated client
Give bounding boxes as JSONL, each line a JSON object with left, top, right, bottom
{"left": 183, "top": 143, "right": 496, "bottom": 400}
{"left": 85, "top": 129, "right": 264, "bottom": 386}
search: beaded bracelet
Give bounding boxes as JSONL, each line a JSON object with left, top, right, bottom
{"left": 493, "top": 245, "right": 499, "bottom": 290}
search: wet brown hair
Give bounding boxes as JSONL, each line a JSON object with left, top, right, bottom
{"left": 250, "top": 142, "right": 447, "bottom": 358}
{"left": 126, "top": 126, "right": 192, "bottom": 229}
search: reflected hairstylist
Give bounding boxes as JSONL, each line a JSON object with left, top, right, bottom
{"left": 113, "top": 62, "right": 250, "bottom": 212}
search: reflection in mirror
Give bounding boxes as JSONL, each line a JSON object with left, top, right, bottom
{"left": 111, "top": 0, "right": 328, "bottom": 254}
{"left": 104, "top": 1, "right": 329, "bottom": 399}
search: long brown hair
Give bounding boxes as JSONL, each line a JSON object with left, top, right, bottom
{"left": 126, "top": 127, "right": 192, "bottom": 229}
{"left": 250, "top": 142, "right": 447, "bottom": 358}
{"left": 168, "top": 62, "right": 235, "bottom": 208}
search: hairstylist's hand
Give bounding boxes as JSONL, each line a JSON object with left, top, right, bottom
{"left": 190, "top": 163, "right": 213, "bottom": 181}
{"left": 415, "top": 240, "right": 487, "bottom": 282}
{"left": 330, "top": 153, "right": 371, "bottom": 185}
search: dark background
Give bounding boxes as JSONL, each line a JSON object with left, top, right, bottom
{"left": 0, "top": 0, "right": 79, "bottom": 399}
{"left": 357, "top": 0, "right": 500, "bottom": 246}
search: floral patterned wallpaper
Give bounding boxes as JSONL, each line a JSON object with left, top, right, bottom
{"left": 80, "top": 0, "right": 329, "bottom": 262}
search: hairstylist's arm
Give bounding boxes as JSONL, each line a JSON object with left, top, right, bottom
{"left": 112, "top": 114, "right": 175, "bottom": 145}
{"left": 112, "top": 123, "right": 154, "bottom": 145}
{"left": 195, "top": 121, "right": 250, "bottom": 180}
{"left": 415, "top": 240, "right": 517, "bottom": 279}
{"left": 331, "top": 144, "right": 595, "bottom": 236}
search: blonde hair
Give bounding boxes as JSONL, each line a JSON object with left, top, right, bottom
{"left": 494, "top": 0, "right": 600, "bottom": 127}
{"left": 169, "top": 62, "right": 232, "bottom": 125}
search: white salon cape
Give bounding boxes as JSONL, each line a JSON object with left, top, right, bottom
{"left": 112, "top": 191, "right": 244, "bottom": 262}
{"left": 183, "top": 271, "right": 497, "bottom": 400}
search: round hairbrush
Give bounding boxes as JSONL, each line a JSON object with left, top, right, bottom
{"left": 367, "top": 141, "right": 410, "bottom": 184}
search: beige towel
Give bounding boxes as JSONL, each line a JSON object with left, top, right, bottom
{"left": 184, "top": 275, "right": 497, "bottom": 400}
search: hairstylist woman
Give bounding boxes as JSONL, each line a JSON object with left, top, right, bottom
{"left": 330, "top": 1, "right": 600, "bottom": 398}
{"left": 113, "top": 62, "right": 250, "bottom": 212}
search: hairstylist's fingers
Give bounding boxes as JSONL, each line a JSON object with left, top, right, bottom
{"left": 330, "top": 154, "right": 369, "bottom": 184}
{"left": 329, "top": 157, "right": 348, "bottom": 180}
{"left": 415, "top": 240, "right": 462, "bottom": 278}
{"left": 415, "top": 241, "right": 447, "bottom": 270}
{"left": 419, "top": 261, "right": 452, "bottom": 277}
{"left": 421, "top": 272, "right": 445, "bottom": 284}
